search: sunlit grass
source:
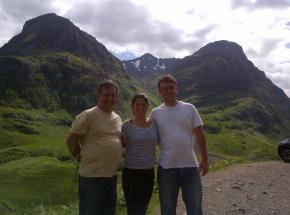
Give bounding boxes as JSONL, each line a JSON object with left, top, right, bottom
{"left": 0, "top": 96, "right": 285, "bottom": 214}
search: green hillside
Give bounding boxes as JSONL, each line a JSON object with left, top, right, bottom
{"left": 0, "top": 157, "right": 76, "bottom": 213}
{"left": 0, "top": 95, "right": 285, "bottom": 214}
{"left": 0, "top": 97, "right": 283, "bottom": 214}
{"left": 0, "top": 106, "right": 74, "bottom": 214}
{"left": 1, "top": 14, "right": 289, "bottom": 215}
{"left": 199, "top": 97, "right": 280, "bottom": 163}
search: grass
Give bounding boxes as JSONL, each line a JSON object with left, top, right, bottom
{"left": 0, "top": 96, "right": 285, "bottom": 214}
{"left": 0, "top": 157, "right": 77, "bottom": 214}
{"left": 0, "top": 107, "right": 76, "bottom": 214}
{"left": 0, "top": 107, "right": 71, "bottom": 156}
{"left": 199, "top": 97, "right": 281, "bottom": 162}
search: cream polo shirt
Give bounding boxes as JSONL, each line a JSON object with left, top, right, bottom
{"left": 71, "top": 106, "right": 122, "bottom": 177}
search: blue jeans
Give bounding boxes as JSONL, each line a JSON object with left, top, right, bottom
{"left": 122, "top": 168, "right": 154, "bottom": 215}
{"left": 78, "top": 175, "right": 117, "bottom": 215}
{"left": 157, "top": 166, "right": 203, "bottom": 215}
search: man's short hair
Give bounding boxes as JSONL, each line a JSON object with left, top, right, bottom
{"left": 157, "top": 74, "right": 177, "bottom": 90}
{"left": 97, "top": 80, "right": 118, "bottom": 94}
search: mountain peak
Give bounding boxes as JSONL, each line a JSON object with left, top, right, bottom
{"left": 196, "top": 40, "right": 248, "bottom": 61}
{"left": 139, "top": 53, "right": 157, "bottom": 62}
{"left": 22, "top": 13, "right": 72, "bottom": 32}
{"left": 0, "top": 13, "right": 109, "bottom": 59}
{"left": 200, "top": 40, "right": 242, "bottom": 51}
{"left": 142, "top": 53, "right": 155, "bottom": 58}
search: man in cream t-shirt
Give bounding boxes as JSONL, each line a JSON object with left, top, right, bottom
{"left": 66, "top": 80, "right": 122, "bottom": 215}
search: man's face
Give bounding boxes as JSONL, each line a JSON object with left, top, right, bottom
{"left": 97, "top": 86, "right": 117, "bottom": 111}
{"left": 159, "top": 81, "right": 178, "bottom": 102}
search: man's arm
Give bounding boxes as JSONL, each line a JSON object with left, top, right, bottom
{"left": 121, "top": 133, "right": 128, "bottom": 148}
{"left": 193, "top": 126, "right": 209, "bottom": 176}
{"left": 66, "top": 132, "right": 83, "bottom": 160}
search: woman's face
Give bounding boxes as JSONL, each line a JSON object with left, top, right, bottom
{"left": 132, "top": 97, "right": 149, "bottom": 116}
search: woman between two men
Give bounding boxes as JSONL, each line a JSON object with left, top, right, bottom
{"left": 122, "top": 75, "right": 208, "bottom": 215}
{"left": 122, "top": 93, "right": 157, "bottom": 215}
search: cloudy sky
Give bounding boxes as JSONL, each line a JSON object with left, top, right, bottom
{"left": 0, "top": 0, "right": 290, "bottom": 97}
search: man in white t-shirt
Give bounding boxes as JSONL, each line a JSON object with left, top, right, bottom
{"left": 66, "top": 80, "right": 122, "bottom": 215}
{"left": 149, "top": 74, "right": 208, "bottom": 215}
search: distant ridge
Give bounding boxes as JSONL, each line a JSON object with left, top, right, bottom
{"left": 123, "top": 53, "right": 177, "bottom": 77}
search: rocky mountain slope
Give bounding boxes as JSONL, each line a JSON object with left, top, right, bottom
{"left": 123, "top": 41, "right": 290, "bottom": 140}
{"left": 1, "top": 13, "right": 289, "bottom": 215}
{"left": 0, "top": 13, "right": 140, "bottom": 116}
{"left": 172, "top": 41, "right": 290, "bottom": 140}
{"left": 0, "top": 13, "right": 141, "bottom": 214}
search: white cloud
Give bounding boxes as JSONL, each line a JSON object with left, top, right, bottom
{"left": 259, "top": 38, "right": 281, "bottom": 57}
{"left": 65, "top": 0, "right": 193, "bottom": 57}
{"left": 0, "top": 0, "right": 59, "bottom": 21}
{"left": 285, "top": 42, "right": 290, "bottom": 49}
{"left": 0, "top": 0, "right": 290, "bottom": 97}
{"left": 267, "top": 65, "right": 290, "bottom": 96}
{"left": 231, "top": 0, "right": 290, "bottom": 10}
{"left": 246, "top": 48, "right": 259, "bottom": 57}
{"left": 0, "top": 0, "right": 61, "bottom": 46}
{"left": 192, "top": 25, "right": 218, "bottom": 39}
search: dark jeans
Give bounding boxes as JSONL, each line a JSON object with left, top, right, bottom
{"left": 157, "top": 166, "right": 203, "bottom": 215}
{"left": 78, "top": 175, "right": 117, "bottom": 215}
{"left": 122, "top": 168, "right": 155, "bottom": 215}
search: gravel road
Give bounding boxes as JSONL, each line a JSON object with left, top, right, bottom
{"left": 176, "top": 161, "right": 290, "bottom": 215}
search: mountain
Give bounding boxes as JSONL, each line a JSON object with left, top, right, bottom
{"left": 123, "top": 53, "right": 177, "bottom": 77}
{"left": 0, "top": 13, "right": 141, "bottom": 116}
{"left": 0, "top": 13, "right": 110, "bottom": 60}
{"left": 0, "top": 13, "right": 145, "bottom": 214}
{"left": 1, "top": 13, "right": 290, "bottom": 214}
{"left": 122, "top": 43, "right": 290, "bottom": 191}
{"left": 169, "top": 41, "right": 290, "bottom": 136}
{"left": 171, "top": 41, "right": 289, "bottom": 103}
{"left": 124, "top": 40, "right": 290, "bottom": 146}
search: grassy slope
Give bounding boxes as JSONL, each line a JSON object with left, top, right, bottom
{"left": 198, "top": 97, "right": 280, "bottom": 170}
{"left": 0, "top": 157, "right": 76, "bottom": 212}
{"left": 0, "top": 107, "right": 75, "bottom": 214}
{"left": 0, "top": 96, "right": 284, "bottom": 214}
{"left": 0, "top": 51, "right": 159, "bottom": 213}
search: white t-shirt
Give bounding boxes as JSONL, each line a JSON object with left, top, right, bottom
{"left": 149, "top": 101, "right": 203, "bottom": 168}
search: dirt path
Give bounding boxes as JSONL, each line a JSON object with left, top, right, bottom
{"left": 176, "top": 161, "right": 290, "bottom": 215}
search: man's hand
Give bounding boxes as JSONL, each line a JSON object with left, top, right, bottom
{"left": 199, "top": 159, "right": 209, "bottom": 176}
{"left": 121, "top": 133, "right": 128, "bottom": 148}
{"left": 66, "top": 132, "right": 82, "bottom": 160}
{"left": 193, "top": 126, "right": 209, "bottom": 176}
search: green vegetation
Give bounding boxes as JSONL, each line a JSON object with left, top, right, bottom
{"left": 0, "top": 52, "right": 139, "bottom": 116}
{"left": 0, "top": 88, "right": 286, "bottom": 215}
{"left": 0, "top": 47, "right": 162, "bottom": 213}
{"left": 0, "top": 95, "right": 283, "bottom": 214}
{"left": 0, "top": 107, "right": 74, "bottom": 214}
{"left": 0, "top": 157, "right": 76, "bottom": 213}
{"left": 1, "top": 36, "right": 289, "bottom": 214}
{"left": 197, "top": 97, "right": 281, "bottom": 175}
